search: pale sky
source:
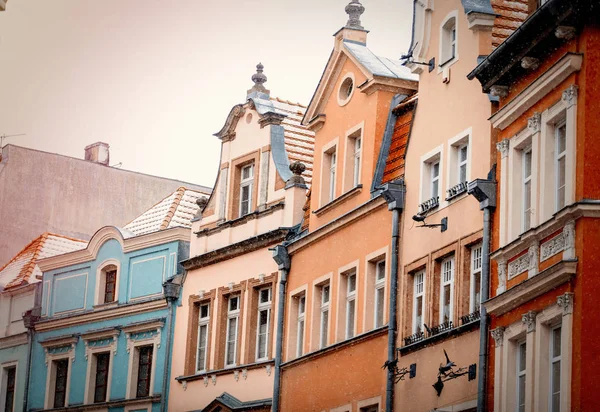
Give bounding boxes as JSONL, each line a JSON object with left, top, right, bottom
{"left": 0, "top": 0, "right": 413, "bottom": 187}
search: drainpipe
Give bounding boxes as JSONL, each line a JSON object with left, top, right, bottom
{"left": 161, "top": 278, "right": 182, "bottom": 412}
{"left": 379, "top": 181, "right": 406, "bottom": 412}
{"left": 467, "top": 177, "right": 496, "bottom": 412}
{"left": 271, "top": 244, "right": 291, "bottom": 412}
{"left": 22, "top": 290, "right": 41, "bottom": 412}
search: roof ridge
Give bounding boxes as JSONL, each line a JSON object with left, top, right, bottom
{"left": 45, "top": 232, "right": 88, "bottom": 243}
{"left": 160, "top": 187, "right": 186, "bottom": 230}
{"left": 3, "top": 233, "right": 46, "bottom": 289}
{"left": 124, "top": 188, "right": 181, "bottom": 228}
{"left": 0, "top": 234, "right": 44, "bottom": 275}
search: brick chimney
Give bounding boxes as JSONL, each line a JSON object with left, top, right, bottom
{"left": 84, "top": 142, "right": 110, "bottom": 166}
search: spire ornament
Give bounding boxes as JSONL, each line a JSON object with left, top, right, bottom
{"left": 345, "top": 0, "right": 365, "bottom": 30}
{"left": 247, "top": 62, "right": 270, "bottom": 97}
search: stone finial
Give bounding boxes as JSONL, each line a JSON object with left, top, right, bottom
{"left": 345, "top": 0, "right": 365, "bottom": 30}
{"left": 247, "top": 62, "right": 270, "bottom": 97}
{"left": 286, "top": 161, "right": 307, "bottom": 189}
{"left": 195, "top": 197, "right": 208, "bottom": 219}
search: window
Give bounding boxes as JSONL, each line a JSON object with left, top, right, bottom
{"left": 470, "top": 245, "right": 482, "bottom": 313}
{"left": 413, "top": 271, "right": 425, "bottom": 333}
{"left": 297, "top": 295, "right": 306, "bottom": 357}
{"left": 431, "top": 161, "right": 440, "bottom": 199}
{"left": 337, "top": 73, "right": 355, "bottom": 106}
{"left": 225, "top": 295, "right": 240, "bottom": 366}
{"left": 329, "top": 152, "right": 337, "bottom": 201}
{"left": 441, "top": 16, "right": 457, "bottom": 65}
{"left": 353, "top": 137, "right": 362, "bottom": 187}
{"left": 196, "top": 303, "right": 210, "bottom": 372}
{"left": 550, "top": 326, "right": 562, "bottom": 412}
{"left": 256, "top": 287, "right": 272, "bottom": 360}
{"left": 440, "top": 257, "right": 454, "bottom": 324}
{"left": 555, "top": 121, "right": 566, "bottom": 211}
{"left": 53, "top": 359, "right": 69, "bottom": 408}
{"left": 458, "top": 144, "right": 468, "bottom": 184}
{"left": 93, "top": 352, "right": 110, "bottom": 403}
{"left": 104, "top": 269, "right": 117, "bottom": 304}
{"left": 239, "top": 164, "right": 254, "bottom": 217}
{"left": 1, "top": 366, "right": 16, "bottom": 412}
{"left": 523, "top": 148, "right": 533, "bottom": 231}
{"left": 374, "top": 260, "right": 385, "bottom": 328}
{"left": 96, "top": 263, "right": 119, "bottom": 305}
{"left": 345, "top": 272, "right": 357, "bottom": 339}
{"left": 517, "top": 341, "right": 527, "bottom": 412}
{"left": 320, "top": 284, "right": 330, "bottom": 349}
{"left": 136, "top": 346, "right": 153, "bottom": 398}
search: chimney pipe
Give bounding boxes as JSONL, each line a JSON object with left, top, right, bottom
{"left": 84, "top": 142, "right": 110, "bottom": 166}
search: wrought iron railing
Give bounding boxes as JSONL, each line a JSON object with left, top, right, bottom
{"left": 460, "top": 310, "right": 480, "bottom": 325}
{"left": 403, "top": 330, "right": 425, "bottom": 346}
{"left": 418, "top": 196, "right": 439, "bottom": 214}
{"left": 426, "top": 321, "right": 453, "bottom": 337}
{"left": 446, "top": 181, "right": 469, "bottom": 201}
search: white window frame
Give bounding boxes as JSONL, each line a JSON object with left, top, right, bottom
{"left": 320, "top": 139, "right": 339, "bottom": 206}
{"left": 470, "top": 244, "right": 483, "bottom": 313}
{"left": 256, "top": 287, "right": 272, "bottom": 361}
{"left": 319, "top": 284, "right": 330, "bottom": 349}
{"left": 345, "top": 271, "right": 357, "bottom": 339}
{"left": 374, "top": 259, "right": 386, "bottom": 329}
{"left": 297, "top": 295, "right": 306, "bottom": 358}
{"left": 439, "top": 11, "right": 459, "bottom": 69}
{"left": 516, "top": 340, "right": 527, "bottom": 412}
{"left": 549, "top": 324, "right": 562, "bottom": 412}
{"left": 412, "top": 270, "right": 425, "bottom": 334}
{"left": 0, "top": 361, "right": 18, "bottom": 412}
{"left": 522, "top": 147, "right": 533, "bottom": 232}
{"left": 439, "top": 256, "right": 454, "bottom": 325}
{"left": 419, "top": 145, "right": 444, "bottom": 205}
{"left": 329, "top": 152, "right": 337, "bottom": 201}
{"left": 554, "top": 120, "right": 567, "bottom": 212}
{"left": 42, "top": 337, "right": 76, "bottom": 409}
{"left": 353, "top": 137, "right": 362, "bottom": 187}
{"left": 239, "top": 164, "right": 254, "bottom": 217}
{"left": 225, "top": 295, "right": 240, "bottom": 367}
{"left": 196, "top": 303, "right": 210, "bottom": 373}
{"left": 94, "top": 259, "right": 120, "bottom": 306}
{"left": 431, "top": 160, "right": 440, "bottom": 199}
{"left": 82, "top": 330, "right": 118, "bottom": 405}
{"left": 457, "top": 144, "right": 468, "bottom": 184}
{"left": 123, "top": 321, "right": 162, "bottom": 400}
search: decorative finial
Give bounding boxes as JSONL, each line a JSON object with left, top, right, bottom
{"left": 247, "top": 63, "right": 270, "bottom": 98}
{"left": 345, "top": 0, "right": 365, "bottom": 30}
{"left": 286, "top": 161, "right": 307, "bottom": 189}
{"left": 195, "top": 197, "right": 208, "bottom": 219}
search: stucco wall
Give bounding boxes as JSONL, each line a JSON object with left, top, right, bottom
{"left": 0, "top": 341, "right": 28, "bottom": 412}
{"left": 0, "top": 144, "right": 210, "bottom": 267}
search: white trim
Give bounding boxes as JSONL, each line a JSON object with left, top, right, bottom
{"left": 438, "top": 10, "right": 459, "bottom": 72}
{"left": 337, "top": 72, "right": 356, "bottom": 107}
{"left": 196, "top": 302, "right": 210, "bottom": 373}
{"left": 470, "top": 244, "right": 483, "bottom": 313}
{"left": 128, "top": 255, "right": 166, "bottom": 302}
{"left": 319, "top": 283, "right": 330, "bottom": 349}
{"left": 239, "top": 163, "right": 254, "bottom": 217}
{"left": 446, "top": 127, "right": 472, "bottom": 193}
{"left": 363, "top": 247, "right": 388, "bottom": 332}
{"left": 43, "top": 341, "right": 76, "bottom": 409}
{"left": 255, "top": 286, "right": 272, "bottom": 361}
{"left": 345, "top": 270, "right": 357, "bottom": 339}
{"left": 52, "top": 272, "right": 89, "bottom": 315}
{"left": 342, "top": 121, "right": 364, "bottom": 192}
{"left": 124, "top": 322, "right": 163, "bottom": 399}
{"left": 224, "top": 295, "right": 240, "bottom": 367}
{"left": 296, "top": 294, "right": 306, "bottom": 358}
{"left": 412, "top": 270, "right": 426, "bottom": 333}
{"left": 419, "top": 144, "right": 444, "bottom": 205}
{"left": 490, "top": 53, "right": 582, "bottom": 130}
{"left": 319, "top": 138, "right": 339, "bottom": 207}
{"left": 94, "top": 259, "right": 121, "bottom": 306}
{"left": 439, "top": 256, "right": 455, "bottom": 324}
{"left": 0, "top": 361, "right": 18, "bottom": 412}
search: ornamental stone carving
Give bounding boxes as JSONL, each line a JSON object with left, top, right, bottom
{"left": 557, "top": 292, "right": 574, "bottom": 316}
{"left": 522, "top": 310, "right": 537, "bottom": 333}
{"left": 562, "top": 84, "right": 578, "bottom": 108}
{"left": 203, "top": 376, "right": 209, "bottom": 387}
{"left": 490, "top": 85, "right": 509, "bottom": 98}
{"left": 540, "top": 232, "right": 565, "bottom": 262}
{"left": 528, "top": 243, "right": 539, "bottom": 278}
{"left": 242, "top": 368, "right": 248, "bottom": 380}
{"left": 234, "top": 370, "right": 240, "bottom": 382}
{"left": 211, "top": 374, "right": 217, "bottom": 385}
{"left": 266, "top": 364, "right": 272, "bottom": 376}
{"left": 563, "top": 220, "right": 576, "bottom": 259}
{"left": 508, "top": 253, "right": 530, "bottom": 279}
{"left": 528, "top": 112, "right": 541, "bottom": 134}
{"left": 491, "top": 327, "right": 505, "bottom": 347}
{"left": 555, "top": 26, "right": 576, "bottom": 40}
{"left": 496, "top": 139, "right": 510, "bottom": 158}
{"left": 521, "top": 57, "right": 540, "bottom": 70}
{"left": 497, "top": 257, "right": 507, "bottom": 294}
{"left": 345, "top": 0, "right": 365, "bottom": 30}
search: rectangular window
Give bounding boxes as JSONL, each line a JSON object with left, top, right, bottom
{"left": 517, "top": 341, "right": 527, "bottom": 412}
{"left": 225, "top": 295, "right": 240, "bottom": 366}
{"left": 346, "top": 272, "right": 357, "bottom": 339}
{"left": 551, "top": 326, "right": 562, "bottom": 412}
{"left": 458, "top": 144, "right": 468, "bottom": 184}
{"left": 104, "top": 269, "right": 117, "bottom": 304}
{"left": 440, "top": 257, "right": 454, "bottom": 324}
{"left": 555, "top": 121, "right": 567, "bottom": 211}
{"left": 239, "top": 164, "right": 254, "bottom": 217}
{"left": 3, "top": 366, "right": 16, "bottom": 412}
{"left": 196, "top": 303, "right": 210, "bottom": 372}
{"left": 374, "top": 260, "right": 386, "bottom": 328}
{"left": 136, "top": 345, "right": 153, "bottom": 398}
{"left": 256, "top": 287, "right": 272, "bottom": 360}
{"left": 329, "top": 152, "right": 337, "bottom": 201}
{"left": 413, "top": 270, "right": 425, "bottom": 333}
{"left": 320, "top": 284, "right": 330, "bottom": 349}
{"left": 470, "top": 245, "right": 482, "bottom": 313}
{"left": 93, "top": 352, "right": 110, "bottom": 403}
{"left": 53, "top": 359, "right": 69, "bottom": 408}
{"left": 297, "top": 296, "right": 306, "bottom": 357}
{"left": 431, "top": 161, "right": 440, "bottom": 199}
{"left": 523, "top": 148, "right": 533, "bottom": 231}
{"left": 353, "top": 137, "right": 362, "bottom": 187}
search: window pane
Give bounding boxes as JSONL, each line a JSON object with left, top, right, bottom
{"left": 226, "top": 317, "right": 238, "bottom": 365}
{"left": 347, "top": 299, "right": 355, "bottom": 338}
{"left": 376, "top": 260, "right": 386, "bottom": 281}
{"left": 518, "top": 375, "right": 526, "bottom": 412}
{"left": 297, "top": 319, "right": 304, "bottom": 357}
{"left": 557, "top": 156, "right": 566, "bottom": 209}
{"left": 200, "top": 304, "right": 209, "bottom": 319}
{"left": 460, "top": 164, "right": 467, "bottom": 183}
{"left": 375, "top": 287, "right": 385, "bottom": 328}
{"left": 322, "top": 285, "right": 330, "bottom": 304}
{"left": 257, "top": 309, "right": 269, "bottom": 359}
{"left": 136, "top": 346, "right": 153, "bottom": 398}
{"left": 432, "top": 162, "right": 440, "bottom": 178}
{"left": 524, "top": 180, "right": 531, "bottom": 230}
{"left": 259, "top": 288, "right": 271, "bottom": 304}
{"left": 197, "top": 325, "right": 208, "bottom": 371}
{"left": 416, "top": 295, "right": 423, "bottom": 331}
{"left": 432, "top": 180, "right": 439, "bottom": 198}
{"left": 348, "top": 274, "right": 356, "bottom": 293}
{"left": 443, "top": 285, "right": 451, "bottom": 323}
{"left": 460, "top": 145, "right": 468, "bottom": 162}
{"left": 524, "top": 151, "right": 532, "bottom": 177}
{"left": 473, "top": 272, "right": 481, "bottom": 307}
{"left": 552, "top": 360, "right": 561, "bottom": 396}
{"left": 54, "top": 359, "right": 69, "bottom": 408}
{"left": 299, "top": 296, "right": 305, "bottom": 314}
{"left": 320, "top": 310, "right": 329, "bottom": 348}
{"left": 94, "top": 353, "right": 110, "bottom": 403}
{"left": 5, "top": 367, "right": 16, "bottom": 412}
{"left": 229, "top": 296, "right": 239, "bottom": 311}
{"left": 557, "top": 123, "right": 566, "bottom": 153}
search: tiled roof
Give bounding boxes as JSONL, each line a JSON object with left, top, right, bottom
{"left": 343, "top": 41, "right": 419, "bottom": 82}
{"left": 0, "top": 233, "right": 87, "bottom": 291}
{"left": 270, "top": 97, "right": 315, "bottom": 185}
{"left": 124, "top": 187, "right": 208, "bottom": 236}
{"left": 382, "top": 95, "right": 418, "bottom": 184}
{"left": 491, "top": 0, "right": 530, "bottom": 49}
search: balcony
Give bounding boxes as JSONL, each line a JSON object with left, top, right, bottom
{"left": 400, "top": 313, "right": 480, "bottom": 354}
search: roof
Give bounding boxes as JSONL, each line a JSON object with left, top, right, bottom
{"left": 0, "top": 233, "right": 87, "bottom": 291}
{"left": 200, "top": 392, "right": 272, "bottom": 411}
{"left": 343, "top": 41, "right": 418, "bottom": 82}
{"left": 462, "top": 0, "right": 495, "bottom": 15}
{"left": 382, "top": 95, "right": 418, "bottom": 184}
{"left": 490, "top": 0, "right": 530, "bottom": 49}
{"left": 124, "top": 187, "right": 207, "bottom": 236}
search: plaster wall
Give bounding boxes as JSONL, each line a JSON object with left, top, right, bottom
{"left": 0, "top": 340, "right": 28, "bottom": 412}
{"left": 0, "top": 286, "right": 35, "bottom": 339}
{"left": 0, "top": 145, "right": 210, "bottom": 268}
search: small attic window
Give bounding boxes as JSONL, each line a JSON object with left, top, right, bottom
{"left": 337, "top": 73, "right": 355, "bottom": 106}
{"left": 440, "top": 12, "right": 458, "bottom": 66}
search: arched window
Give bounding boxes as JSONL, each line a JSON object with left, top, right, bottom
{"left": 440, "top": 14, "right": 457, "bottom": 65}
{"left": 96, "top": 262, "right": 119, "bottom": 305}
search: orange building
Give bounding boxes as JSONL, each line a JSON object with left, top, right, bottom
{"left": 468, "top": 0, "right": 600, "bottom": 410}
{"left": 275, "top": 2, "right": 417, "bottom": 411}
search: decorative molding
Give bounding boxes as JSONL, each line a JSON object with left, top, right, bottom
{"left": 521, "top": 57, "right": 540, "bottom": 70}
{"left": 557, "top": 292, "right": 574, "bottom": 316}
{"left": 561, "top": 84, "right": 578, "bottom": 108}
{"left": 182, "top": 381, "right": 187, "bottom": 391}
{"left": 496, "top": 139, "right": 510, "bottom": 158}
{"left": 490, "top": 85, "right": 508, "bottom": 98}
{"left": 540, "top": 232, "right": 565, "bottom": 262}
{"left": 508, "top": 252, "right": 530, "bottom": 279}
{"left": 528, "top": 243, "right": 539, "bottom": 278}
{"left": 83, "top": 330, "right": 119, "bottom": 360}
{"left": 490, "top": 327, "right": 505, "bottom": 347}
{"left": 123, "top": 320, "right": 164, "bottom": 354}
{"left": 213, "top": 104, "right": 245, "bottom": 142}
{"left": 555, "top": 26, "right": 576, "bottom": 40}
{"left": 234, "top": 370, "right": 240, "bottom": 382}
{"left": 242, "top": 368, "right": 248, "bottom": 380}
{"left": 497, "top": 257, "right": 507, "bottom": 294}
{"left": 41, "top": 336, "right": 78, "bottom": 366}
{"left": 211, "top": 374, "right": 217, "bottom": 385}
{"left": 563, "top": 220, "right": 576, "bottom": 259}
{"left": 527, "top": 112, "right": 541, "bottom": 133}
{"left": 522, "top": 310, "right": 537, "bottom": 333}
{"left": 266, "top": 364, "right": 272, "bottom": 376}
{"left": 203, "top": 376, "right": 209, "bottom": 387}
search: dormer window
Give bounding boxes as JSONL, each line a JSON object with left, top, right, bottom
{"left": 104, "top": 268, "right": 117, "bottom": 303}
{"left": 239, "top": 164, "right": 254, "bottom": 217}
{"left": 440, "top": 14, "right": 457, "bottom": 66}
{"left": 96, "top": 262, "right": 119, "bottom": 306}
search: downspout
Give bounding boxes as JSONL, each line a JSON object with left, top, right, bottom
{"left": 271, "top": 244, "right": 291, "bottom": 412}
{"left": 467, "top": 176, "right": 496, "bottom": 412}
{"left": 23, "top": 287, "right": 41, "bottom": 412}
{"left": 379, "top": 182, "right": 406, "bottom": 412}
{"left": 23, "top": 328, "right": 33, "bottom": 411}
{"left": 161, "top": 278, "right": 181, "bottom": 412}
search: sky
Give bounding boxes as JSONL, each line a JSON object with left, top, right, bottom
{"left": 0, "top": 0, "right": 413, "bottom": 188}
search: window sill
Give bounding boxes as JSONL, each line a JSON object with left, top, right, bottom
{"left": 93, "top": 301, "right": 119, "bottom": 310}
{"left": 38, "top": 395, "right": 161, "bottom": 411}
{"left": 175, "top": 359, "right": 274, "bottom": 383}
{"left": 438, "top": 55, "right": 458, "bottom": 70}
{"left": 399, "top": 316, "right": 479, "bottom": 355}
{"left": 445, "top": 182, "right": 468, "bottom": 201}
{"left": 313, "top": 185, "right": 363, "bottom": 216}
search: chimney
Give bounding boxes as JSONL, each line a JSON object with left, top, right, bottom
{"left": 84, "top": 142, "right": 110, "bottom": 166}
{"left": 334, "top": 0, "right": 368, "bottom": 48}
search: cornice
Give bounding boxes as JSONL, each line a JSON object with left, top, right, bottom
{"left": 0, "top": 332, "right": 28, "bottom": 349}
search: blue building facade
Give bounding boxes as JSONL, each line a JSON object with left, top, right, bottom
{"left": 28, "top": 226, "right": 190, "bottom": 412}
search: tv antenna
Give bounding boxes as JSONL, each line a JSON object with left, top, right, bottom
{"left": 400, "top": 42, "right": 435, "bottom": 72}
{"left": 0, "top": 133, "right": 26, "bottom": 148}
